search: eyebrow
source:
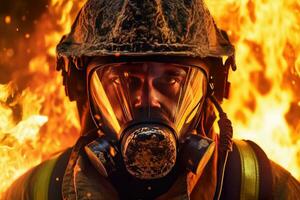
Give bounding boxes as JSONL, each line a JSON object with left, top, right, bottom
{"left": 162, "top": 69, "right": 187, "bottom": 76}
{"left": 102, "top": 62, "right": 188, "bottom": 76}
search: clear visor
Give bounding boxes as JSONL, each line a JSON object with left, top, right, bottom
{"left": 89, "top": 62, "right": 207, "bottom": 138}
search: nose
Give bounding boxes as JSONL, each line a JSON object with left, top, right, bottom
{"left": 135, "top": 78, "right": 161, "bottom": 108}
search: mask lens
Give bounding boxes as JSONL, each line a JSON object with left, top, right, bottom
{"left": 89, "top": 62, "right": 207, "bottom": 137}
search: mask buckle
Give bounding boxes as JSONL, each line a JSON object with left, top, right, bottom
{"left": 180, "top": 134, "right": 216, "bottom": 175}
{"left": 85, "top": 136, "right": 119, "bottom": 177}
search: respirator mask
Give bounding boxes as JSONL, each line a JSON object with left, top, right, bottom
{"left": 85, "top": 60, "right": 216, "bottom": 180}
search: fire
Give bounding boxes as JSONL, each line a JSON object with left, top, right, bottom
{"left": 0, "top": 0, "right": 299, "bottom": 196}
{"left": 206, "top": 0, "right": 300, "bottom": 178}
{"left": 0, "top": 82, "right": 48, "bottom": 193}
{"left": 0, "top": 0, "right": 84, "bottom": 196}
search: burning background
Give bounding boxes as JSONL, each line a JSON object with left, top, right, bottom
{"left": 0, "top": 0, "right": 299, "bottom": 196}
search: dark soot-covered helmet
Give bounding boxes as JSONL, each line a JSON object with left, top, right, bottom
{"left": 56, "top": 0, "right": 234, "bottom": 58}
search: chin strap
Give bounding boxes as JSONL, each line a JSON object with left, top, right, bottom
{"left": 209, "top": 95, "right": 233, "bottom": 200}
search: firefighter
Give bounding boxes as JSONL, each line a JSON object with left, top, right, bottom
{"left": 4, "top": 0, "right": 300, "bottom": 199}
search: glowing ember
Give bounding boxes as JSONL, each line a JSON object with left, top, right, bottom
{"left": 25, "top": 33, "right": 30, "bottom": 39}
{"left": 0, "top": 0, "right": 299, "bottom": 197}
{"left": 5, "top": 49, "right": 14, "bottom": 58}
{"left": 4, "top": 16, "right": 11, "bottom": 24}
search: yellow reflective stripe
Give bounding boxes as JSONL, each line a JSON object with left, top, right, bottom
{"left": 234, "top": 140, "right": 259, "bottom": 200}
{"left": 31, "top": 156, "right": 59, "bottom": 200}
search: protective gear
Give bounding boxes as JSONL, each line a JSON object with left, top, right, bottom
{"left": 55, "top": 0, "right": 235, "bottom": 182}
{"left": 56, "top": 0, "right": 234, "bottom": 58}
{"left": 85, "top": 60, "right": 216, "bottom": 179}
{"left": 56, "top": 0, "right": 236, "bottom": 102}
{"left": 6, "top": 140, "right": 300, "bottom": 200}
{"left": 121, "top": 124, "right": 177, "bottom": 179}
{"left": 88, "top": 61, "right": 207, "bottom": 138}
{"left": 55, "top": 0, "right": 235, "bottom": 192}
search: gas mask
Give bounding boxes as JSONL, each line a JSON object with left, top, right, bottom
{"left": 85, "top": 60, "right": 216, "bottom": 180}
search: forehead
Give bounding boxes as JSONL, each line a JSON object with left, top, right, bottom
{"left": 110, "top": 62, "right": 187, "bottom": 74}
{"left": 87, "top": 56, "right": 210, "bottom": 75}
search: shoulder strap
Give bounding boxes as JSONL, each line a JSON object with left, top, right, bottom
{"left": 30, "top": 148, "right": 72, "bottom": 200}
{"left": 220, "top": 140, "right": 273, "bottom": 200}
{"left": 48, "top": 148, "right": 72, "bottom": 200}
{"left": 3, "top": 161, "right": 55, "bottom": 200}
{"left": 30, "top": 155, "right": 60, "bottom": 200}
{"left": 219, "top": 141, "right": 242, "bottom": 199}
{"left": 245, "top": 140, "right": 273, "bottom": 200}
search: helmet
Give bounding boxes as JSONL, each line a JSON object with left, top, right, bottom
{"left": 56, "top": 0, "right": 235, "bottom": 182}
{"left": 57, "top": 0, "right": 234, "bottom": 58}
{"left": 56, "top": 0, "right": 235, "bottom": 102}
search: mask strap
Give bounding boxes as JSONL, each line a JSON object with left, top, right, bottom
{"left": 209, "top": 95, "right": 233, "bottom": 200}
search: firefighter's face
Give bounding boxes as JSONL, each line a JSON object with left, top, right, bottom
{"left": 88, "top": 61, "right": 207, "bottom": 137}
{"left": 87, "top": 61, "right": 211, "bottom": 180}
{"left": 100, "top": 63, "right": 187, "bottom": 119}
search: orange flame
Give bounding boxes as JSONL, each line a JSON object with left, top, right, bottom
{"left": 206, "top": 0, "right": 300, "bottom": 178}
{"left": 0, "top": 0, "right": 84, "bottom": 196}
{"left": 0, "top": 82, "right": 48, "bottom": 193}
{"left": 0, "top": 0, "right": 299, "bottom": 196}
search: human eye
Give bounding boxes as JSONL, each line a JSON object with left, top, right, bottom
{"left": 108, "top": 74, "right": 121, "bottom": 84}
{"left": 158, "top": 74, "right": 183, "bottom": 86}
{"left": 112, "top": 77, "right": 120, "bottom": 84}
{"left": 164, "top": 76, "right": 180, "bottom": 85}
